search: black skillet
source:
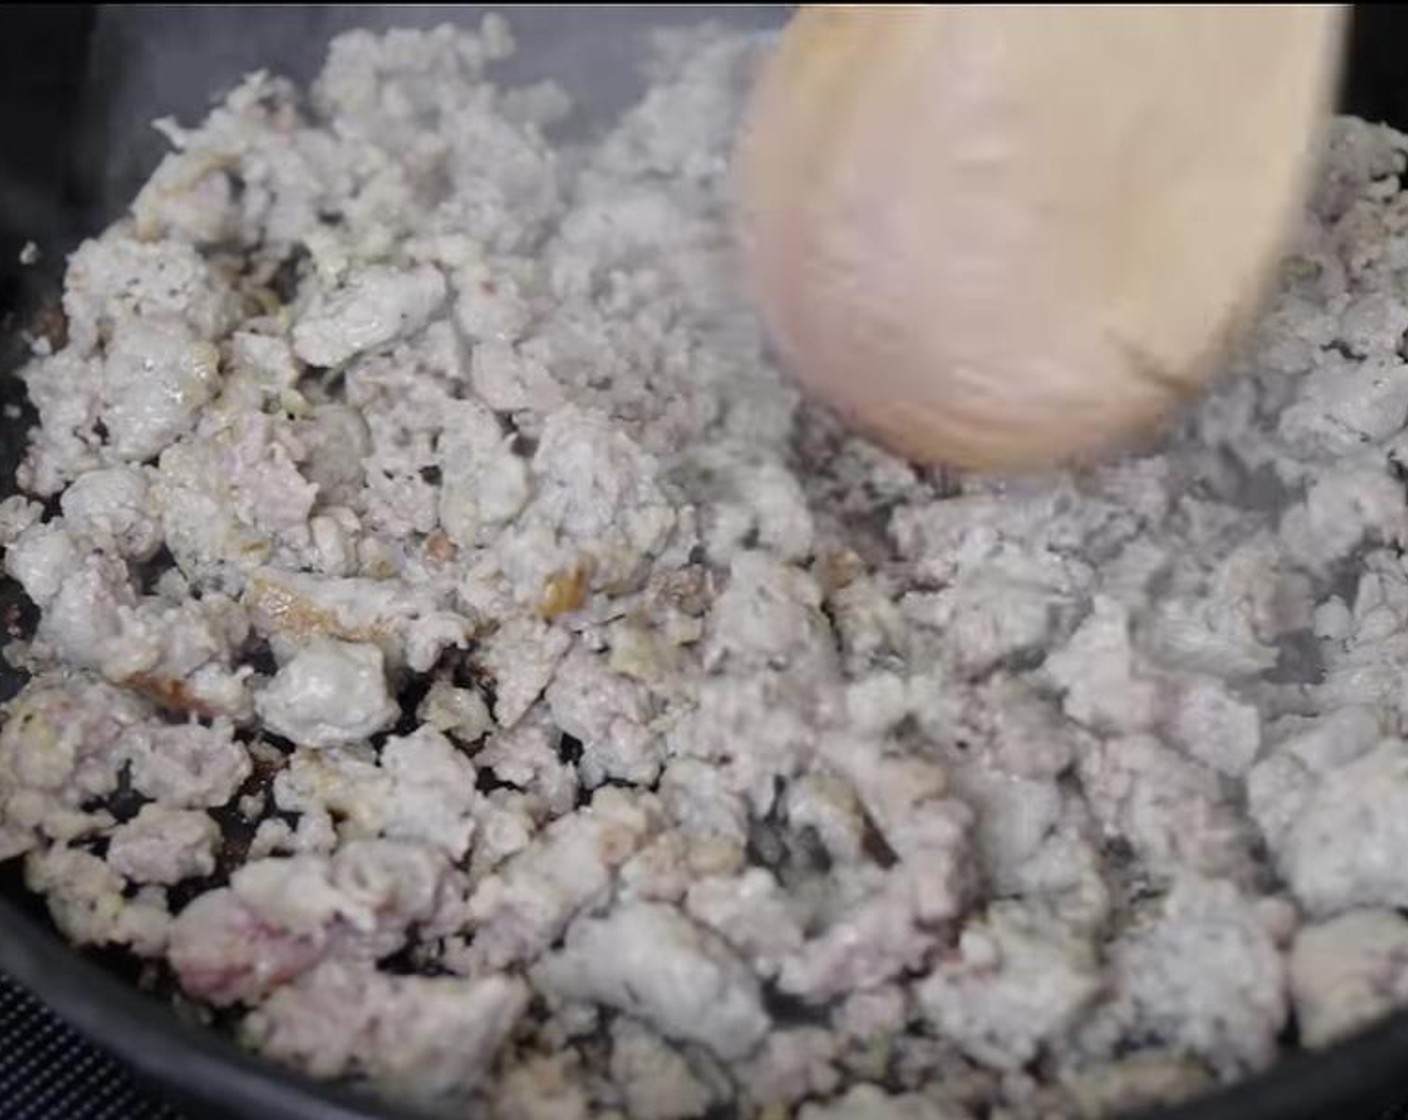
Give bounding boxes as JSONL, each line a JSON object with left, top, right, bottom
{"left": 2, "top": 7, "right": 1408, "bottom": 1120}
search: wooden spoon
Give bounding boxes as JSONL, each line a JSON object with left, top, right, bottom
{"left": 735, "top": 5, "right": 1349, "bottom": 471}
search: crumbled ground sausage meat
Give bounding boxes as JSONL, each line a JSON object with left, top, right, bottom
{"left": 5, "top": 13, "right": 1408, "bottom": 1118}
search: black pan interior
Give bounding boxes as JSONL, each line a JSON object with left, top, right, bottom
{"left": 3, "top": 7, "right": 1408, "bottom": 1120}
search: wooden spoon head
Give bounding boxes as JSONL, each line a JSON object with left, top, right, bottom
{"left": 736, "top": 5, "right": 1350, "bottom": 471}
